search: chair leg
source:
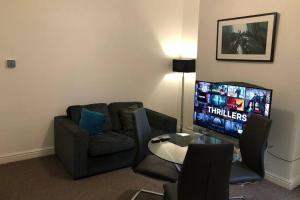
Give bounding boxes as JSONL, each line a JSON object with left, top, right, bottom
{"left": 229, "top": 181, "right": 257, "bottom": 200}
{"left": 229, "top": 181, "right": 257, "bottom": 199}
{"left": 229, "top": 196, "right": 245, "bottom": 200}
{"left": 131, "top": 189, "right": 163, "bottom": 200}
{"left": 175, "top": 164, "right": 182, "bottom": 172}
{"left": 233, "top": 181, "right": 256, "bottom": 187}
{"left": 239, "top": 182, "right": 253, "bottom": 187}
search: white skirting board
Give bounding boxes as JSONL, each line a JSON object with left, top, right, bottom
{"left": 1, "top": 145, "right": 299, "bottom": 190}
{"left": 0, "top": 146, "right": 54, "bottom": 165}
{"left": 265, "top": 170, "right": 300, "bottom": 190}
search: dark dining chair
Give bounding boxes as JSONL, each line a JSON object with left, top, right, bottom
{"left": 163, "top": 143, "right": 234, "bottom": 200}
{"left": 230, "top": 113, "right": 272, "bottom": 184}
{"left": 130, "top": 108, "right": 179, "bottom": 200}
{"left": 132, "top": 108, "right": 179, "bottom": 182}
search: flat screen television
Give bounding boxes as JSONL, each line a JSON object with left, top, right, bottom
{"left": 193, "top": 81, "right": 272, "bottom": 138}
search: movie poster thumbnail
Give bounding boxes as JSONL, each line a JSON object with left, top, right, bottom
{"left": 211, "top": 95, "right": 227, "bottom": 107}
{"left": 227, "top": 85, "right": 246, "bottom": 99}
{"left": 250, "top": 100, "right": 266, "bottom": 115}
{"left": 198, "top": 82, "right": 211, "bottom": 93}
{"left": 245, "top": 88, "right": 271, "bottom": 104}
{"left": 195, "top": 113, "right": 210, "bottom": 125}
{"left": 225, "top": 120, "right": 244, "bottom": 136}
{"left": 197, "top": 92, "right": 211, "bottom": 104}
{"left": 227, "top": 97, "right": 245, "bottom": 111}
{"left": 211, "top": 84, "right": 228, "bottom": 95}
{"left": 208, "top": 116, "right": 225, "bottom": 132}
{"left": 194, "top": 103, "right": 209, "bottom": 114}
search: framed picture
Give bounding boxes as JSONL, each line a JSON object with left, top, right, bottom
{"left": 216, "top": 12, "right": 278, "bottom": 62}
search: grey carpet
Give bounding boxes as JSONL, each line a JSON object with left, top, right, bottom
{"left": 134, "top": 191, "right": 163, "bottom": 200}
{"left": 0, "top": 156, "right": 299, "bottom": 200}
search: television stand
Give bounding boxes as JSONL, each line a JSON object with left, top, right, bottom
{"left": 193, "top": 126, "right": 239, "bottom": 146}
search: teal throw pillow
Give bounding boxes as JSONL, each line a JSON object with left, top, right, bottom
{"left": 79, "top": 108, "right": 105, "bottom": 136}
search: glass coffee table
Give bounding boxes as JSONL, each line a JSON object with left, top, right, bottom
{"left": 148, "top": 132, "right": 239, "bottom": 165}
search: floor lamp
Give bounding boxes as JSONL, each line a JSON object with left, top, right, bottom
{"left": 172, "top": 59, "right": 196, "bottom": 133}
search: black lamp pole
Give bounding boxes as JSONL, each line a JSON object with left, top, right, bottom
{"left": 172, "top": 59, "right": 196, "bottom": 133}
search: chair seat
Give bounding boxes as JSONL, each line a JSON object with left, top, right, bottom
{"left": 163, "top": 182, "right": 177, "bottom": 200}
{"left": 134, "top": 155, "right": 179, "bottom": 182}
{"left": 230, "top": 161, "right": 262, "bottom": 184}
{"left": 88, "top": 132, "right": 135, "bottom": 156}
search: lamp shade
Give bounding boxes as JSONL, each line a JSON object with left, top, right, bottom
{"left": 172, "top": 59, "right": 196, "bottom": 73}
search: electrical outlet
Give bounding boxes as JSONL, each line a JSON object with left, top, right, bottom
{"left": 7, "top": 60, "right": 16, "bottom": 68}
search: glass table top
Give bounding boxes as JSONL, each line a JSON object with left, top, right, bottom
{"left": 169, "top": 132, "right": 225, "bottom": 147}
{"left": 148, "top": 133, "right": 233, "bottom": 164}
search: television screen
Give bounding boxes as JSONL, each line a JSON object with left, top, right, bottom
{"left": 194, "top": 81, "right": 272, "bottom": 138}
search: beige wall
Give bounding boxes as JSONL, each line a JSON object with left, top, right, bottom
{"left": 197, "top": 0, "right": 300, "bottom": 189}
{"left": 182, "top": 0, "right": 200, "bottom": 130}
{"left": 0, "top": 0, "right": 200, "bottom": 160}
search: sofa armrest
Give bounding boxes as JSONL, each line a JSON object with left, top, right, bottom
{"left": 54, "top": 116, "right": 89, "bottom": 179}
{"left": 145, "top": 108, "right": 177, "bottom": 134}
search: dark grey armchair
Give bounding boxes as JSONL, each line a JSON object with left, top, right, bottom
{"left": 54, "top": 102, "right": 177, "bottom": 179}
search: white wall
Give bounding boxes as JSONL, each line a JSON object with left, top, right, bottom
{"left": 0, "top": 0, "right": 199, "bottom": 162}
{"left": 197, "top": 0, "right": 300, "bottom": 189}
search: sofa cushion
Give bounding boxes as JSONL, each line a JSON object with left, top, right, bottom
{"left": 120, "top": 104, "right": 140, "bottom": 131}
{"left": 88, "top": 132, "right": 135, "bottom": 157}
{"left": 108, "top": 102, "right": 143, "bottom": 131}
{"left": 67, "top": 103, "right": 112, "bottom": 131}
{"left": 79, "top": 108, "right": 105, "bottom": 136}
{"left": 119, "top": 130, "right": 136, "bottom": 140}
{"left": 118, "top": 128, "right": 165, "bottom": 141}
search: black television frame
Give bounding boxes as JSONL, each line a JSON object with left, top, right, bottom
{"left": 193, "top": 80, "right": 273, "bottom": 138}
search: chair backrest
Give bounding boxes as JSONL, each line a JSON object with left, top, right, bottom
{"left": 178, "top": 144, "right": 234, "bottom": 200}
{"left": 239, "top": 113, "right": 272, "bottom": 178}
{"left": 132, "top": 108, "right": 152, "bottom": 166}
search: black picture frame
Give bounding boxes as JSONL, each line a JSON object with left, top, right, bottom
{"left": 216, "top": 12, "right": 278, "bottom": 62}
